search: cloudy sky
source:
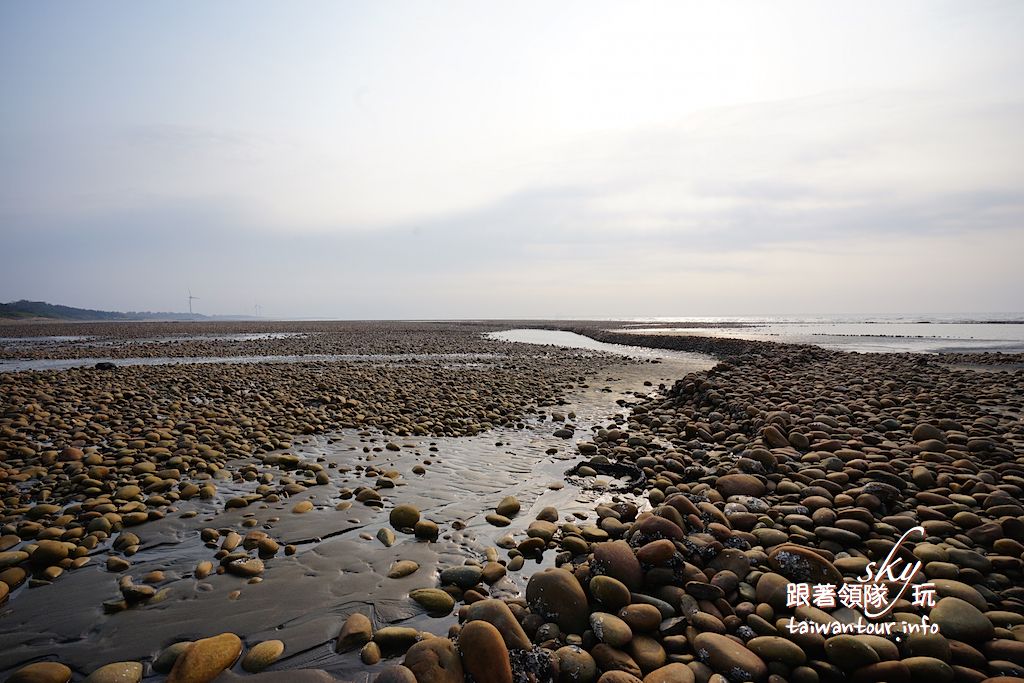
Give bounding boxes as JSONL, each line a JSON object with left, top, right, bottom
{"left": 1, "top": 1, "right": 1022, "bottom": 318}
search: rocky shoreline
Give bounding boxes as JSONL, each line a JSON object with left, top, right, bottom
{"left": 1, "top": 322, "right": 1023, "bottom": 682}
{"left": 346, "top": 330, "right": 1024, "bottom": 683}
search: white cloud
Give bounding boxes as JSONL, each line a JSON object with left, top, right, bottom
{"left": 1, "top": 1, "right": 1023, "bottom": 315}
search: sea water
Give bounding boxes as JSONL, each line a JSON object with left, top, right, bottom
{"left": 620, "top": 313, "right": 1024, "bottom": 354}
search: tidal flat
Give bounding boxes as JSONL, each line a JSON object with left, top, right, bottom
{"left": 0, "top": 320, "right": 1022, "bottom": 682}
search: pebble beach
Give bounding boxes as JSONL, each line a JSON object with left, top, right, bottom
{"left": 1, "top": 320, "right": 1022, "bottom": 683}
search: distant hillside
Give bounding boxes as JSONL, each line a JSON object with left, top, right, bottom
{"left": 0, "top": 300, "right": 209, "bottom": 321}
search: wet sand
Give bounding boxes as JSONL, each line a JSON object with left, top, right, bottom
{"left": 0, "top": 322, "right": 711, "bottom": 681}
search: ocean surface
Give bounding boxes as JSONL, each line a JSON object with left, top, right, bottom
{"left": 486, "top": 329, "right": 714, "bottom": 362}
{"left": 618, "top": 313, "right": 1024, "bottom": 354}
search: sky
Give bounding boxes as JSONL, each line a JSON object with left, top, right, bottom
{"left": 1, "top": 1, "right": 1022, "bottom": 319}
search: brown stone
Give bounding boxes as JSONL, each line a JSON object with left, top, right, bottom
{"left": 336, "top": 612, "right": 373, "bottom": 652}
{"left": 716, "top": 473, "right": 766, "bottom": 498}
{"left": 767, "top": 544, "right": 843, "bottom": 584}
{"left": 167, "top": 633, "right": 243, "bottom": 683}
{"left": 458, "top": 620, "right": 512, "bottom": 683}
{"left": 592, "top": 541, "right": 643, "bottom": 590}
{"left": 6, "top": 662, "right": 72, "bottom": 683}
{"left": 693, "top": 632, "right": 767, "bottom": 682}
{"left": 526, "top": 568, "right": 589, "bottom": 634}
{"left": 465, "top": 599, "right": 531, "bottom": 650}
{"left": 643, "top": 663, "right": 695, "bottom": 683}
{"left": 403, "top": 638, "right": 463, "bottom": 683}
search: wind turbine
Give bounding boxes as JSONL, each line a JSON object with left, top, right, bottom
{"left": 187, "top": 289, "right": 200, "bottom": 315}
{"left": 254, "top": 303, "right": 261, "bottom": 318}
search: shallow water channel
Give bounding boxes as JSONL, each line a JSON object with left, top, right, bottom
{"left": 0, "top": 331, "right": 715, "bottom": 681}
